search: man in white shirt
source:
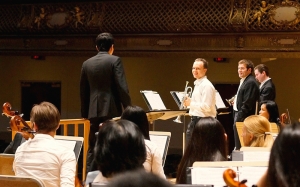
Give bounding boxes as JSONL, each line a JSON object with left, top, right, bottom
{"left": 13, "top": 102, "right": 76, "bottom": 187}
{"left": 184, "top": 58, "right": 217, "bottom": 145}
{"left": 254, "top": 64, "right": 276, "bottom": 104}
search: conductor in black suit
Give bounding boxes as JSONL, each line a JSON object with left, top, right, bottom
{"left": 254, "top": 64, "right": 276, "bottom": 103}
{"left": 80, "top": 32, "right": 131, "bottom": 172}
{"left": 232, "top": 59, "right": 259, "bottom": 150}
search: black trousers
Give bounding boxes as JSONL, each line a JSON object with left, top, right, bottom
{"left": 186, "top": 116, "right": 201, "bottom": 147}
{"left": 233, "top": 111, "right": 242, "bottom": 150}
{"left": 86, "top": 117, "right": 110, "bottom": 174}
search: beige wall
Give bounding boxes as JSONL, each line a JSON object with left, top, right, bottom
{"left": 0, "top": 55, "right": 299, "bottom": 152}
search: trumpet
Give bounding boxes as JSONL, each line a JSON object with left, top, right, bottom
{"left": 174, "top": 81, "right": 193, "bottom": 123}
{"left": 226, "top": 96, "right": 235, "bottom": 106}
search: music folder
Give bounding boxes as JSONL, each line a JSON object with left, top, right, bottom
{"left": 170, "top": 91, "right": 185, "bottom": 108}
{"left": 140, "top": 90, "right": 167, "bottom": 111}
{"left": 54, "top": 135, "right": 83, "bottom": 161}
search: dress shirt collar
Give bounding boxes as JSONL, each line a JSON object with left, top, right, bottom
{"left": 194, "top": 76, "right": 207, "bottom": 86}
{"left": 33, "top": 133, "right": 54, "bottom": 140}
{"left": 260, "top": 77, "right": 271, "bottom": 88}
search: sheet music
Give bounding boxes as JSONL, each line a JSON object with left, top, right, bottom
{"left": 55, "top": 139, "right": 77, "bottom": 150}
{"left": 239, "top": 166, "right": 267, "bottom": 186}
{"left": 149, "top": 134, "right": 170, "bottom": 166}
{"left": 215, "top": 91, "right": 226, "bottom": 109}
{"left": 243, "top": 151, "right": 270, "bottom": 162}
{"left": 191, "top": 167, "right": 233, "bottom": 186}
{"left": 142, "top": 91, "right": 167, "bottom": 110}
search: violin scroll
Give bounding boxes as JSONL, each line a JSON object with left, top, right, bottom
{"left": 223, "top": 169, "right": 248, "bottom": 187}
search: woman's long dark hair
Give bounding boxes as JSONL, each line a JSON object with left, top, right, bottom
{"left": 121, "top": 105, "right": 150, "bottom": 140}
{"left": 261, "top": 100, "right": 280, "bottom": 124}
{"left": 176, "top": 117, "right": 228, "bottom": 184}
{"left": 266, "top": 122, "right": 300, "bottom": 187}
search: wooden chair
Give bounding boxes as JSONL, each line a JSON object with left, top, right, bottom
{"left": 0, "top": 154, "right": 15, "bottom": 175}
{"left": 12, "top": 119, "right": 90, "bottom": 181}
{"left": 0, "top": 175, "right": 45, "bottom": 187}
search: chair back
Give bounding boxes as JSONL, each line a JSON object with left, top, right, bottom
{"left": 0, "top": 174, "right": 45, "bottom": 187}
{"left": 0, "top": 154, "right": 15, "bottom": 175}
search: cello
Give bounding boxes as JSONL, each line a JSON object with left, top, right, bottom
{"left": 2, "top": 102, "right": 35, "bottom": 139}
{"left": 223, "top": 168, "right": 248, "bottom": 187}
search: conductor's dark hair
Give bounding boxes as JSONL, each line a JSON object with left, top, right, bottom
{"left": 176, "top": 117, "right": 228, "bottom": 184}
{"left": 121, "top": 105, "right": 150, "bottom": 140}
{"left": 95, "top": 32, "right": 114, "bottom": 52}
{"left": 94, "top": 120, "right": 146, "bottom": 178}
{"left": 107, "top": 169, "right": 173, "bottom": 187}
{"left": 266, "top": 122, "right": 300, "bottom": 187}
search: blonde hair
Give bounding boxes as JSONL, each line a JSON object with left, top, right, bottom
{"left": 243, "top": 115, "right": 274, "bottom": 147}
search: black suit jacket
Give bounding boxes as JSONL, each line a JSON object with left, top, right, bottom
{"left": 235, "top": 74, "right": 259, "bottom": 122}
{"left": 259, "top": 79, "right": 276, "bottom": 102}
{"left": 80, "top": 51, "right": 131, "bottom": 119}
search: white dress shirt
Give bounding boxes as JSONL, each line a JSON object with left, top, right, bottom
{"left": 143, "top": 140, "right": 166, "bottom": 178}
{"left": 189, "top": 76, "right": 217, "bottom": 117}
{"left": 13, "top": 134, "right": 76, "bottom": 187}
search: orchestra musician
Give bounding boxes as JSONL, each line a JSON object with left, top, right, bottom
{"left": 232, "top": 59, "right": 259, "bottom": 150}
{"left": 13, "top": 102, "right": 76, "bottom": 187}
{"left": 254, "top": 64, "right": 276, "bottom": 104}
{"left": 242, "top": 115, "right": 274, "bottom": 147}
{"left": 183, "top": 58, "right": 217, "bottom": 145}
{"left": 257, "top": 122, "right": 300, "bottom": 187}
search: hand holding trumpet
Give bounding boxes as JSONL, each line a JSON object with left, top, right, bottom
{"left": 183, "top": 96, "right": 191, "bottom": 107}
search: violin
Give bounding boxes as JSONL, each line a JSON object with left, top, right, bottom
{"left": 2, "top": 102, "right": 35, "bottom": 139}
{"left": 280, "top": 109, "right": 291, "bottom": 129}
{"left": 223, "top": 169, "right": 248, "bottom": 187}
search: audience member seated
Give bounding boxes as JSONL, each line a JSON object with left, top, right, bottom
{"left": 91, "top": 119, "right": 146, "bottom": 185}
{"left": 13, "top": 101, "right": 76, "bottom": 187}
{"left": 259, "top": 100, "right": 281, "bottom": 129}
{"left": 256, "top": 122, "right": 300, "bottom": 187}
{"left": 121, "top": 105, "right": 166, "bottom": 178}
{"left": 242, "top": 115, "right": 274, "bottom": 147}
{"left": 106, "top": 169, "right": 173, "bottom": 187}
{"left": 176, "top": 117, "right": 228, "bottom": 184}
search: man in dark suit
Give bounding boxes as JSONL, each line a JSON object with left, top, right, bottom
{"left": 254, "top": 64, "right": 276, "bottom": 103}
{"left": 80, "top": 32, "right": 131, "bottom": 172}
{"left": 232, "top": 59, "right": 259, "bottom": 150}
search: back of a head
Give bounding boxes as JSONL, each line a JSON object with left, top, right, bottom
{"left": 95, "top": 32, "right": 114, "bottom": 52}
{"left": 243, "top": 115, "right": 274, "bottom": 147}
{"left": 30, "top": 101, "right": 60, "bottom": 133}
{"left": 121, "top": 105, "right": 150, "bottom": 140}
{"left": 189, "top": 117, "right": 228, "bottom": 160}
{"left": 107, "top": 169, "right": 173, "bottom": 187}
{"left": 94, "top": 120, "right": 146, "bottom": 178}
{"left": 176, "top": 117, "right": 227, "bottom": 184}
{"left": 266, "top": 122, "right": 300, "bottom": 187}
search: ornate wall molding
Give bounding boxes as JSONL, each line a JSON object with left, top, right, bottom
{"left": 1, "top": 0, "right": 300, "bottom": 57}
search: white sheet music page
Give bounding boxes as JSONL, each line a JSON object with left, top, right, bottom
{"left": 239, "top": 166, "right": 267, "bottom": 186}
{"left": 243, "top": 151, "right": 270, "bottom": 162}
{"left": 215, "top": 91, "right": 226, "bottom": 109}
{"left": 144, "top": 92, "right": 167, "bottom": 110}
{"left": 55, "top": 139, "right": 77, "bottom": 150}
{"left": 192, "top": 167, "right": 233, "bottom": 186}
{"left": 149, "top": 134, "right": 168, "bottom": 161}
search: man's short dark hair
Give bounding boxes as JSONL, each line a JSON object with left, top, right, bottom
{"left": 95, "top": 32, "right": 114, "bottom": 52}
{"left": 239, "top": 59, "right": 254, "bottom": 73}
{"left": 255, "top": 64, "right": 270, "bottom": 76}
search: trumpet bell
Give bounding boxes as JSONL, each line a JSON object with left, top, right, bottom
{"left": 173, "top": 115, "right": 182, "bottom": 123}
